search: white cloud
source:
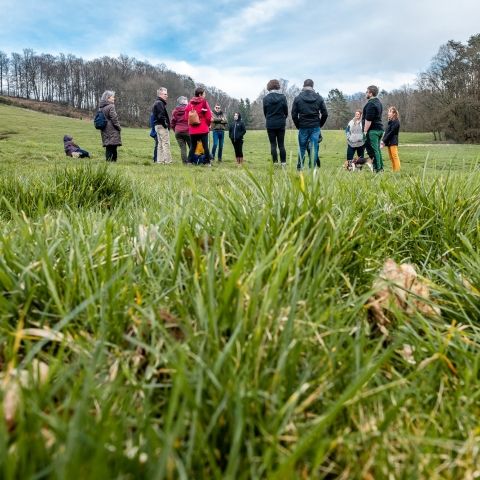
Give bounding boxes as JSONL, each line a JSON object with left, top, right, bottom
{"left": 162, "top": 59, "right": 267, "bottom": 99}
{"left": 212, "top": 0, "right": 304, "bottom": 53}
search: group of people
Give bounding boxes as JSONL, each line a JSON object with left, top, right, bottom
{"left": 263, "top": 80, "right": 401, "bottom": 172}
{"left": 150, "top": 86, "right": 246, "bottom": 166}
{"left": 64, "top": 82, "right": 401, "bottom": 173}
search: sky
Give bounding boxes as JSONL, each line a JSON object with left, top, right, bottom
{"left": 0, "top": 0, "right": 479, "bottom": 100}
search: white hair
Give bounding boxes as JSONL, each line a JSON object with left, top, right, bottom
{"left": 157, "top": 87, "right": 168, "bottom": 96}
{"left": 100, "top": 90, "right": 115, "bottom": 102}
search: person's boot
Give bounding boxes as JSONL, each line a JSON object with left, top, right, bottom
{"left": 240, "top": 157, "right": 244, "bottom": 164}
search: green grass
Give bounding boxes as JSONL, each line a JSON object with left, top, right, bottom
{"left": 0, "top": 104, "right": 480, "bottom": 479}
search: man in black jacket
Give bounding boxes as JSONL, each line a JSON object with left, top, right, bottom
{"left": 362, "top": 85, "right": 383, "bottom": 172}
{"left": 292, "top": 79, "right": 328, "bottom": 170}
{"left": 152, "top": 87, "right": 172, "bottom": 164}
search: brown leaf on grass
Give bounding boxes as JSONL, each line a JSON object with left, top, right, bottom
{"left": 367, "top": 259, "right": 441, "bottom": 335}
{"left": 2, "top": 359, "right": 49, "bottom": 429}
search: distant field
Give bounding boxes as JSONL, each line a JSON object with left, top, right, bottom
{"left": 1, "top": 104, "right": 480, "bottom": 479}
{"left": 1, "top": 104, "right": 479, "bottom": 178}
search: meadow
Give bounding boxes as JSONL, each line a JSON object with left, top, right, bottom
{"left": 0, "top": 103, "right": 480, "bottom": 479}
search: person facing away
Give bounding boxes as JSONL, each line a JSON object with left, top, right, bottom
{"left": 381, "top": 106, "right": 401, "bottom": 172}
{"left": 229, "top": 112, "right": 246, "bottom": 165}
{"left": 362, "top": 85, "right": 384, "bottom": 173}
{"left": 63, "top": 135, "right": 90, "bottom": 158}
{"left": 152, "top": 87, "right": 172, "bottom": 164}
{"left": 98, "top": 90, "right": 121, "bottom": 162}
{"left": 291, "top": 79, "right": 328, "bottom": 170}
{"left": 345, "top": 110, "right": 366, "bottom": 171}
{"left": 185, "top": 86, "right": 212, "bottom": 165}
{"left": 170, "top": 96, "right": 191, "bottom": 164}
{"left": 211, "top": 104, "right": 228, "bottom": 162}
{"left": 263, "top": 79, "right": 288, "bottom": 166}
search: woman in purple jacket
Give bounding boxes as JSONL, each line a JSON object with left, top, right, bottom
{"left": 170, "top": 96, "right": 191, "bottom": 164}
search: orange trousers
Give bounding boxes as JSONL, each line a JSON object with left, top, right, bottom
{"left": 387, "top": 145, "right": 401, "bottom": 171}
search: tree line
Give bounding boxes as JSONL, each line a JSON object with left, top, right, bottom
{"left": 0, "top": 50, "right": 238, "bottom": 127}
{"left": 1, "top": 33, "right": 479, "bottom": 142}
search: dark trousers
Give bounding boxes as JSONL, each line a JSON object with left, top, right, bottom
{"left": 267, "top": 128, "right": 286, "bottom": 163}
{"left": 105, "top": 145, "right": 118, "bottom": 162}
{"left": 188, "top": 133, "right": 210, "bottom": 163}
{"left": 175, "top": 132, "right": 191, "bottom": 163}
{"left": 232, "top": 139, "right": 243, "bottom": 157}
{"left": 77, "top": 148, "right": 90, "bottom": 158}
{"left": 346, "top": 145, "right": 365, "bottom": 161}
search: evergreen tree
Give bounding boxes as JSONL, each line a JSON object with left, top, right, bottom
{"left": 326, "top": 88, "right": 351, "bottom": 129}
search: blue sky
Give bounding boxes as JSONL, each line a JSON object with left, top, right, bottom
{"left": 1, "top": 0, "right": 479, "bottom": 99}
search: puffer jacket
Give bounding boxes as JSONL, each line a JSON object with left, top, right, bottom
{"left": 171, "top": 105, "right": 189, "bottom": 134}
{"left": 99, "top": 100, "right": 122, "bottom": 147}
{"left": 184, "top": 97, "right": 212, "bottom": 135}
{"left": 263, "top": 91, "right": 288, "bottom": 129}
{"left": 291, "top": 88, "right": 328, "bottom": 129}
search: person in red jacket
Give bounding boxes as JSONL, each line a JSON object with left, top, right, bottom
{"left": 184, "top": 87, "right": 212, "bottom": 164}
{"left": 171, "top": 96, "right": 191, "bottom": 164}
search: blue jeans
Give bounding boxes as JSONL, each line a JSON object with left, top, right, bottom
{"left": 298, "top": 127, "right": 320, "bottom": 170}
{"left": 212, "top": 130, "right": 224, "bottom": 160}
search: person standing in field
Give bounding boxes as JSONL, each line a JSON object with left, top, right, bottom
{"left": 362, "top": 85, "right": 384, "bottom": 173}
{"left": 229, "top": 112, "right": 246, "bottom": 165}
{"left": 211, "top": 104, "right": 228, "bottom": 162}
{"left": 170, "top": 96, "right": 191, "bottom": 164}
{"left": 291, "top": 79, "right": 328, "bottom": 170}
{"left": 263, "top": 79, "right": 288, "bottom": 167}
{"left": 98, "top": 90, "right": 122, "bottom": 162}
{"left": 152, "top": 87, "right": 172, "bottom": 164}
{"left": 185, "top": 87, "right": 212, "bottom": 165}
{"left": 345, "top": 110, "right": 365, "bottom": 170}
{"left": 382, "top": 106, "right": 401, "bottom": 172}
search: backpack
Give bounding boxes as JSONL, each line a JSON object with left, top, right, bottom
{"left": 188, "top": 108, "right": 200, "bottom": 126}
{"left": 149, "top": 112, "right": 157, "bottom": 138}
{"left": 93, "top": 109, "right": 107, "bottom": 130}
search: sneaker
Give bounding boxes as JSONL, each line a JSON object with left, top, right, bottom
{"left": 281, "top": 163, "right": 287, "bottom": 168}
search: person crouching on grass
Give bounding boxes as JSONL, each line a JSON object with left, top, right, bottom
{"left": 382, "top": 106, "right": 401, "bottom": 171}
{"left": 229, "top": 112, "right": 246, "bottom": 165}
{"left": 63, "top": 135, "right": 90, "bottom": 158}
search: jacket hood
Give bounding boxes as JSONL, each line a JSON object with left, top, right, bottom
{"left": 190, "top": 96, "right": 206, "bottom": 105}
{"left": 99, "top": 99, "right": 110, "bottom": 108}
{"left": 299, "top": 89, "right": 320, "bottom": 103}
{"left": 265, "top": 92, "right": 285, "bottom": 104}
{"left": 63, "top": 135, "right": 73, "bottom": 142}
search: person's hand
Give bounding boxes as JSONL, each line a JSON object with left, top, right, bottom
{"left": 363, "top": 131, "right": 367, "bottom": 142}
{"left": 380, "top": 141, "right": 385, "bottom": 148}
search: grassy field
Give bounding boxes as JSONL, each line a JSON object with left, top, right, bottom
{"left": 1, "top": 103, "right": 480, "bottom": 479}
